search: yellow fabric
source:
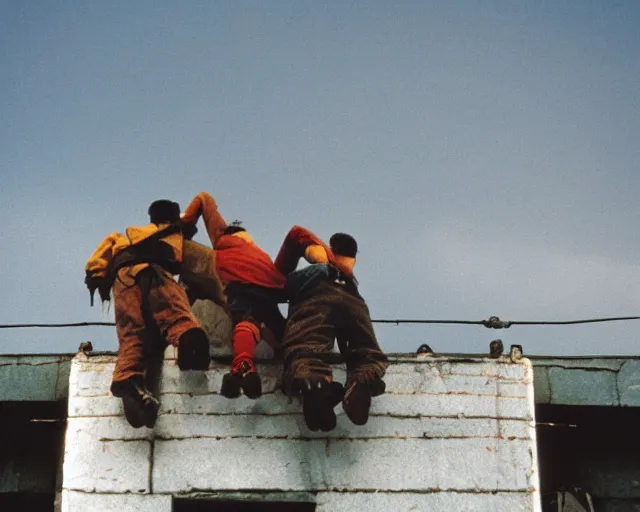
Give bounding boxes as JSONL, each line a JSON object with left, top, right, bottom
{"left": 334, "top": 255, "right": 356, "bottom": 274}
{"left": 85, "top": 232, "right": 124, "bottom": 279}
{"left": 304, "top": 244, "right": 329, "bottom": 264}
{"left": 85, "top": 223, "right": 182, "bottom": 280}
{"left": 231, "top": 231, "right": 255, "bottom": 244}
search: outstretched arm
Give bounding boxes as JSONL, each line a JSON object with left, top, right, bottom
{"left": 274, "top": 225, "right": 330, "bottom": 276}
{"left": 181, "top": 192, "right": 228, "bottom": 245}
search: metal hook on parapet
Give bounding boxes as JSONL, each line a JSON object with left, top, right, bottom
{"left": 482, "top": 316, "right": 512, "bottom": 329}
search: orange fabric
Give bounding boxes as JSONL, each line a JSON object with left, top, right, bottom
{"left": 304, "top": 245, "right": 329, "bottom": 264}
{"left": 112, "top": 266, "right": 200, "bottom": 383}
{"left": 182, "top": 191, "right": 286, "bottom": 289}
{"left": 334, "top": 255, "right": 356, "bottom": 274}
{"left": 215, "top": 235, "right": 286, "bottom": 289}
{"left": 274, "top": 225, "right": 355, "bottom": 279}
{"left": 232, "top": 320, "right": 261, "bottom": 368}
{"left": 182, "top": 191, "right": 227, "bottom": 244}
{"left": 85, "top": 223, "right": 182, "bottom": 280}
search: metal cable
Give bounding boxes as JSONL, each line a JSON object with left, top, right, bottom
{"left": 1, "top": 315, "right": 639, "bottom": 330}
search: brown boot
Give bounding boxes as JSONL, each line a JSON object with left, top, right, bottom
{"left": 342, "top": 380, "right": 372, "bottom": 426}
{"left": 111, "top": 377, "right": 160, "bottom": 429}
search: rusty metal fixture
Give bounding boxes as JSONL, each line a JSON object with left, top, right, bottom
{"left": 489, "top": 339, "right": 504, "bottom": 358}
{"left": 482, "top": 316, "right": 512, "bottom": 329}
{"left": 416, "top": 343, "right": 433, "bottom": 355}
{"left": 78, "top": 341, "right": 93, "bottom": 354}
{"left": 509, "top": 344, "right": 523, "bottom": 362}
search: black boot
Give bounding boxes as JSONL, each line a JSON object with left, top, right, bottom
{"left": 111, "top": 377, "right": 160, "bottom": 429}
{"left": 178, "top": 328, "right": 210, "bottom": 371}
{"left": 220, "top": 371, "right": 242, "bottom": 399}
{"left": 370, "top": 377, "right": 386, "bottom": 397}
{"left": 297, "top": 379, "right": 340, "bottom": 432}
{"left": 220, "top": 360, "right": 262, "bottom": 399}
{"left": 342, "top": 380, "right": 372, "bottom": 426}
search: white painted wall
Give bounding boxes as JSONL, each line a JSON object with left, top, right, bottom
{"left": 60, "top": 353, "right": 541, "bottom": 511}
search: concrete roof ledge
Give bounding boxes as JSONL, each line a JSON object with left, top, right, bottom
{"left": 4, "top": 353, "right": 640, "bottom": 408}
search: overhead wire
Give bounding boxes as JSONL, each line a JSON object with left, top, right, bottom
{"left": 1, "top": 315, "right": 640, "bottom": 330}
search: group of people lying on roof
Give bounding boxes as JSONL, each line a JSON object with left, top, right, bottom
{"left": 84, "top": 192, "right": 388, "bottom": 432}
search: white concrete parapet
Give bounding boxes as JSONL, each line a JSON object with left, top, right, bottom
{"left": 61, "top": 353, "right": 541, "bottom": 511}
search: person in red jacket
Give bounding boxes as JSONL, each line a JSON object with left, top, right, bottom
{"left": 274, "top": 226, "right": 388, "bottom": 432}
{"left": 181, "top": 192, "right": 287, "bottom": 399}
{"left": 84, "top": 200, "right": 210, "bottom": 428}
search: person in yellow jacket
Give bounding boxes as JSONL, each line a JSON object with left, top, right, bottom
{"left": 84, "top": 200, "right": 210, "bottom": 428}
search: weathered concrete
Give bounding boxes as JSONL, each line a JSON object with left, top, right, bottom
{"left": 61, "top": 491, "right": 171, "bottom": 512}
{"left": 315, "top": 492, "right": 537, "bottom": 512}
{"left": 60, "top": 353, "right": 540, "bottom": 511}
{"left": 6, "top": 353, "right": 640, "bottom": 410}
{"left": 0, "top": 354, "right": 72, "bottom": 401}
{"left": 531, "top": 357, "right": 640, "bottom": 407}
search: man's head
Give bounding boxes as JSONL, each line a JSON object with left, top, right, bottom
{"left": 148, "top": 200, "right": 181, "bottom": 225}
{"left": 222, "top": 225, "right": 247, "bottom": 235}
{"left": 222, "top": 220, "right": 246, "bottom": 235}
{"left": 329, "top": 233, "right": 358, "bottom": 258}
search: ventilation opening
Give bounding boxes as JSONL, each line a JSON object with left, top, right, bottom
{"left": 173, "top": 498, "right": 316, "bottom": 512}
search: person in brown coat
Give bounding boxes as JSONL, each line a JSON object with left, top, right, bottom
{"left": 275, "top": 226, "right": 388, "bottom": 432}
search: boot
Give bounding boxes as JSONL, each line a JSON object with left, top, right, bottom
{"left": 296, "top": 379, "right": 340, "bottom": 432}
{"left": 370, "top": 377, "right": 386, "bottom": 397}
{"left": 220, "top": 360, "right": 262, "bottom": 399}
{"left": 111, "top": 377, "right": 160, "bottom": 429}
{"left": 342, "top": 380, "right": 372, "bottom": 426}
{"left": 177, "top": 328, "right": 210, "bottom": 371}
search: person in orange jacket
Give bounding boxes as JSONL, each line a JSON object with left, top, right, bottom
{"left": 274, "top": 225, "right": 388, "bottom": 431}
{"left": 84, "top": 200, "right": 210, "bottom": 428}
{"left": 181, "top": 192, "right": 287, "bottom": 399}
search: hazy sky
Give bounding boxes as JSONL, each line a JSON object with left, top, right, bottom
{"left": 2, "top": 1, "right": 639, "bottom": 356}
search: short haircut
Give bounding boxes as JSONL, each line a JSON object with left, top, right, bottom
{"left": 223, "top": 225, "right": 247, "bottom": 235}
{"left": 148, "top": 200, "right": 180, "bottom": 224}
{"left": 329, "top": 233, "right": 358, "bottom": 257}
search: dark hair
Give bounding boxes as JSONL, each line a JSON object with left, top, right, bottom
{"left": 329, "top": 233, "right": 358, "bottom": 257}
{"left": 223, "top": 225, "right": 247, "bottom": 235}
{"left": 148, "top": 200, "right": 180, "bottom": 224}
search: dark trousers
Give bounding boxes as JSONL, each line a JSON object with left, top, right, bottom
{"left": 282, "top": 280, "right": 388, "bottom": 394}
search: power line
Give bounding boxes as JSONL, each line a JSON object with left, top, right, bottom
{"left": 1, "top": 315, "right": 639, "bottom": 330}
{"left": 0, "top": 322, "right": 116, "bottom": 329}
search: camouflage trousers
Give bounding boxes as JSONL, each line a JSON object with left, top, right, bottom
{"left": 282, "top": 280, "right": 388, "bottom": 395}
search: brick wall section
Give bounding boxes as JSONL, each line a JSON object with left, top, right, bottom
{"left": 60, "top": 353, "right": 541, "bottom": 511}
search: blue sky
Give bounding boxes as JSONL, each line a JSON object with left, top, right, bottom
{"left": 1, "top": 1, "right": 639, "bottom": 355}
